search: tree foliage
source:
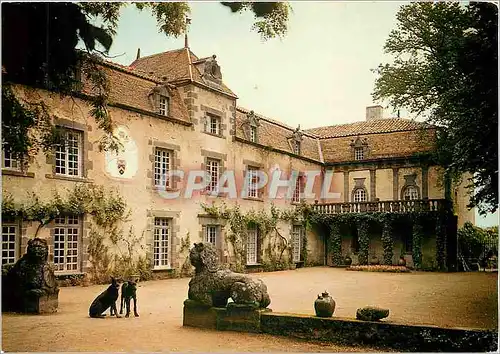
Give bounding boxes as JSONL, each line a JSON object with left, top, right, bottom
{"left": 2, "top": 1, "right": 290, "bottom": 160}
{"left": 372, "top": 2, "right": 498, "bottom": 214}
{"left": 458, "top": 221, "right": 498, "bottom": 261}
{"left": 221, "top": 2, "right": 291, "bottom": 40}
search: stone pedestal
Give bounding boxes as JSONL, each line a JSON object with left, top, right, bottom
{"left": 183, "top": 299, "right": 272, "bottom": 333}
{"left": 183, "top": 299, "right": 224, "bottom": 329}
{"left": 218, "top": 303, "right": 271, "bottom": 333}
{"left": 23, "top": 290, "right": 59, "bottom": 314}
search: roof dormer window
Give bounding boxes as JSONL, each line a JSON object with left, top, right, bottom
{"left": 244, "top": 110, "right": 260, "bottom": 143}
{"left": 250, "top": 126, "right": 257, "bottom": 143}
{"left": 350, "top": 136, "right": 368, "bottom": 161}
{"left": 149, "top": 84, "right": 171, "bottom": 117}
{"left": 159, "top": 96, "right": 169, "bottom": 116}
{"left": 293, "top": 141, "right": 301, "bottom": 155}
{"left": 354, "top": 147, "right": 364, "bottom": 160}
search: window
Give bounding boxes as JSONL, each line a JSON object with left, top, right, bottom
{"left": 293, "top": 141, "right": 301, "bottom": 155}
{"left": 250, "top": 126, "right": 257, "bottom": 143}
{"left": 55, "top": 129, "right": 82, "bottom": 177}
{"left": 246, "top": 167, "right": 259, "bottom": 198}
{"left": 2, "top": 149, "right": 21, "bottom": 171}
{"left": 54, "top": 215, "right": 80, "bottom": 272}
{"left": 2, "top": 222, "right": 18, "bottom": 265}
{"left": 291, "top": 225, "right": 303, "bottom": 262}
{"left": 292, "top": 175, "right": 303, "bottom": 203}
{"left": 154, "top": 218, "right": 171, "bottom": 268}
{"left": 403, "top": 186, "right": 419, "bottom": 200}
{"left": 354, "top": 147, "right": 364, "bottom": 161}
{"left": 205, "top": 225, "right": 217, "bottom": 245}
{"left": 206, "top": 158, "right": 220, "bottom": 193}
{"left": 208, "top": 114, "right": 220, "bottom": 135}
{"left": 154, "top": 148, "right": 171, "bottom": 188}
{"left": 353, "top": 188, "right": 367, "bottom": 202}
{"left": 246, "top": 228, "right": 258, "bottom": 265}
{"left": 159, "top": 96, "right": 169, "bottom": 116}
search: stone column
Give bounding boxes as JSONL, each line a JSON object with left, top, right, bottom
{"left": 343, "top": 171, "right": 349, "bottom": 202}
{"left": 392, "top": 168, "right": 399, "bottom": 200}
{"left": 421, "top": 166, "right": 429, "bottom": 199}
{"left": 370, "top": 169, "right": 376, "bottom": 201}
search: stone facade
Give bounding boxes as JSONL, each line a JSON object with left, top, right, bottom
{"left": 1, "top": 47, "right": 474, "bottom": 277}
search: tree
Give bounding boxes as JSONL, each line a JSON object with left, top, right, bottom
{"left": 372, "top": 2, "right": 498, "bottom": 215}
{"left": 2, "top": 2, "right": 291, "bottom": 160}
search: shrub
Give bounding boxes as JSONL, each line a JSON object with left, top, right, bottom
{"left": 346, "top": 265, "right": 410, "bottom": 273}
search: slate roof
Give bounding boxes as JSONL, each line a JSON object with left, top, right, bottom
{"left": 305, "top": 118, "right": 431, "bottom": 139}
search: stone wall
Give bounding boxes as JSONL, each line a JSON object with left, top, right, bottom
{"left": 259, "top": 312, "right": 498, "bottom": 352}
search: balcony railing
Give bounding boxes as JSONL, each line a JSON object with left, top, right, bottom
{"left": 313, "top": 199, "right": 449, "bottom": 215}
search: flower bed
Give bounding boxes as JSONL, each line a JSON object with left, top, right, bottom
{"left": 346, "top": 265, "right": 410, "bottom": 273}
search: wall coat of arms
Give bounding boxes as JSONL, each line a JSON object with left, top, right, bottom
{"left": 105, "top": 126, "right": 138, "bottom": 179}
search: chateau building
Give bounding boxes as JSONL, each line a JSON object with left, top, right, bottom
{"left": 1, "top": 45, "right": 474, "bottom": 277}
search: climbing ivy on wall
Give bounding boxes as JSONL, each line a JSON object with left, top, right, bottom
{"left": 381, "top": 214, "right": 395, "bottom": 265}
{"left": 357, "top": 219, "right": 370, "bottom": 265}
{"left": 435, "top": 213, "right": 447, "bottom": 271}
{"left": 200, "top": 201, "right": 313, "bottom": 272}
{"left": 2, "top": 184, "right": 152, "bottom": 283}
{"left": 329, "top": 223, "right": 342, "bottom": 266}
{"left": 309, "top": 210, "right": 447, "bottom": 269}
{"left": 412, "top": 215, "right": 424, "bottom": 270}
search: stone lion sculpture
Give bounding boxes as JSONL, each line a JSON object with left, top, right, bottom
{"left": 188, "top": 242, "right": 271, "bottom": 308}
{"left": 2, "top": 238, "right": 59, "bottom": 313}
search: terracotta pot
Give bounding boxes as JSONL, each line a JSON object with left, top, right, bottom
{"left": 344, "top": 256, "right": 352, "bottom": 266}
{"left": 314, "top": 291, "right": 336, "bottom": 317}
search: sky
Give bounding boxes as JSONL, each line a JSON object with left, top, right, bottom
{"left": 102, "top": 1, "right": 498, "bottom": 227}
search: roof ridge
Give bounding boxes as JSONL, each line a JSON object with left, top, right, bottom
{"left": 129, "top": 47, "right": 187, "bottom": 66}
{"left": 305, "top": 117, "right": 426, "bottom": 131}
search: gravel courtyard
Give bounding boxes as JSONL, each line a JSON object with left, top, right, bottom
{"left": 2, "top": 267, "right": 498, "bottom": 352}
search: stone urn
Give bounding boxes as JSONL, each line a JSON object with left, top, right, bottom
{"left": 398, "top": 256, "right": 407, "bottom": 266}
{"left": 369, "top": 255, "right": 380, "bottom": 265}
{"left": 314, "top": 291, "right": 335, "bottom": 318}
{"left": 344, "top": 255, "right": 352, "bottom": 266}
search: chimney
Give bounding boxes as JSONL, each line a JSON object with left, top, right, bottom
{"left": 136, "top": 48, "right": 141, "bottom": 60}
{"left": 366, "top": 105, "right": 384, "bottom": 121}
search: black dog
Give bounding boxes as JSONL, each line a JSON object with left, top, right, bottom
{"left": 119, "top": 280, "right": 139, "bottom": 317}
{"left": 89, "top": 277, "right": 121, "bottom": 318}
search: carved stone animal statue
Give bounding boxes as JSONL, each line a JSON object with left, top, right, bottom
{"left": 2, "top": 238, "right": 59, "bottom": 313}
{"left": 89, "top": 277, "right": 121, "bottom": 318}
{"left": 120, "top": 280, "right": 139, "bottom": 317}
{"left": 188, "top": 242, "right": 271, "bottom": 308}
